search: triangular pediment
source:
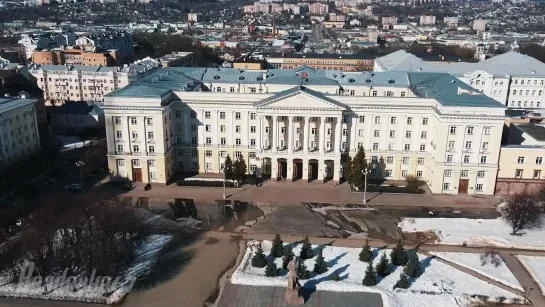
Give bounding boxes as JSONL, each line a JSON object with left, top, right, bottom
{"left": 254, "top": 86, "right": 345, "bottom": 110}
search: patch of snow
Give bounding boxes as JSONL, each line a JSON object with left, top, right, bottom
{"left": 399, "top": 217, "right": 545, "bottom": 250}
{"left": 53, "top": 135, "right": 94, "bottom": 152}
{"left": 312, "top": 206, "right": 377, "bottom": 215}
{"left": 232, "top": 240, "right": 523, "bottom": 307}
{"left": 0, "top": 234, "right": 171, "bottom": 304}
{"left": 516, "top": 255, "right": 545, "bottom": 295}
{"left": 326, "top": 220, "right": 340, "bottom": 229}
{"left": 429, "top": 252, "right": 522, "bottom": 291}
{"left": 175, "top": 217, "right": 202, "bottom": 227}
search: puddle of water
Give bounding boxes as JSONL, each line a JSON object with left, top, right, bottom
{"left": 167, "top": 199, "right": 265, "bottom": 232}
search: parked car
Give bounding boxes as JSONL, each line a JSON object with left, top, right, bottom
{"left": 64, "top": 183, "right": 83, "bottom": 191}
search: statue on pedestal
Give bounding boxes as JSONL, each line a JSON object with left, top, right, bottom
{"left": 285, "top": 256, "right": 304, "bottom": 305}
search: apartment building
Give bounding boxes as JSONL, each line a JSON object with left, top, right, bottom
{"left": 473, "top": 19, "right": 487, "bottom": 32}
{"left": 496, "top": 123, "right": 545, "bottom": 195}
{"left": 75, "top": 31, "right": 134, "bottom": 62}
{"left": 419, "top": 15, "right": 436, "bottom": 26}
{"left": 443, "top": 16, "right": 459, "bottom": 28}
{"left": 265, "top": 53, "right": 375, "bottom": 72}
{"left": 31, "top": 48, "right": 120, "bottom": 66}
{"left": 0, "top": 96, "right": 42, "bottom": 170}
{"left": 309, "top": 3, "right": 329, "bottom": 15}
{"left": 103, "top": 67, "right": 505, "bottom": 195}
{"left": 28, "top": 63, "right": 156, "bottom": 105}
{"left": 375, "top": 51, "right": 545, "bottom": 109}
{"left": 18, "top": 32, "right": 77, "bottom": 60}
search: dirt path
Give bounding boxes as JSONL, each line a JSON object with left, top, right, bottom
{"left": 123, "top": 233, "right": 239, "bottom": 307}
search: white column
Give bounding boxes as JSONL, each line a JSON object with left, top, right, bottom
{"left": 243, "top": 111, "right": 249, "bottom": 147}
{"left": 227, "top": 110, "right": 233, "bottom": 147}
{"left": 319, "top": 116, "right": 326, "bottom": 154}
{"left": 272, "top": 115, "right": 278, "bottom": 153}
{"left": 350, "top": 115, "right": 357, "bottom": 150}
{"left": 318, "top": 160, "right": 325, "bottom": 181}
{"left": 256, "top": 115, "right": 262, "bottom": 151}
{"left": 288, "top": 115, "right": 294, "bottom": 152}
{"left": 212, "top": 110, "right": 218, "bottom": 146}
{"left": 197, "top": 110, "right": 204, "bottom": 145}
{"left": 334, "top": 116, "right": 342, "bottom": 154}
{"left": 303, "top": 116, "right": 309, "bottom": 153}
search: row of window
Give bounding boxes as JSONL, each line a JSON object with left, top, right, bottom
{"left": 517, "top": 156, "right": 543, "bottom": 165}
{"left": 515, "top": 169, "right": 542, "bottom": 179}
{"left": 509, "top": 101, "right": 541, "bottom": 108}
{"left": 444, "top": 170, "right": 486, "bottom": 177}
{"left": 176, "top": 150, "right": 250, "bottom": 159}
{"left": 116, "top": 159, "right": 156, "bottom": 167}
{"left": 448, "top": 140, "right": 489, "bottom": 151}
{"left": 446, "top": 154, "right": 488, "bottom": 164}
{"left": 116, "top": 144, "right": 155, "bottom": 153}
{"left": 511, "top": 89, "right": 542, "bottom": 96}
{"left": 512, "top": 79, "right": 544, "bottom": 85}
{"left": 449, "top": 126, "right": 492, "bottom": 135}
{"left": 443, "top": 182, "right": 484, "bottom": 192}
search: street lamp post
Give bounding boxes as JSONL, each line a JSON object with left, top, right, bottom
{"left": 222, "top": 165, "right": 226, "bottom": 200}
{"left": 362, "top": 167, "right": 368, "bottom": 204}
{"left": 76, "top": 161, "right": 85, "bottom": 191}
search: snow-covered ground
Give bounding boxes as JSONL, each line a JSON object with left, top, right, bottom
{"left": 399, "top": 217, "right": 545, "bottom": 250}
{"left": 53, "top": 135, "right": 94, "bottom": 152}
{"left": 516, "top": 255, "right": 545, "bottom": 295}
{"left": 429, "top": 252, "right": 522, "bottom": 291}
{"left": 0, "top": 234, "right": 171, "bottom": 304}
{"left": 232, "top": 240, "right": 523, "bottom": 307}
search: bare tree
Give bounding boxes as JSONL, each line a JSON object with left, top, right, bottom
{"left": 502, "top": 192, "right": 544, "bottom": 235}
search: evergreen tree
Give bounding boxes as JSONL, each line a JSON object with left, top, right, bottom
{"left": 390, "top": 240, "right": 408, "bottom": 266}
{"left": 270, "top": 233, "right": 284, "bottom": 258}
{"left": 404, "top": 251, "right": 422, "bottom": 278}
{"left": 265, "top": 259, "right": 280, "bottom": 277}
{"left": 251, "top": 243, "right": 267, "bottom": 268}
{"left": 393, "top": 273, "right": 410, "bottom": 289}
{"left": 296, "top": 261, "right": 311, "bottom": 279}
{"left": 359, "top": 239, "right": 373, "bottom": 262}
{"left": 233, "top": 156, "right": 247, "bottom": 186}
{"left": 224, "top": 155, "right": 234, "bottom": 181}
{"left": 282, "top": 245, "right": 294, "bottom": 270}
{"left": 299, "top": 236, "right": 314, "bottom": 259}
{"left": 375, "top": 252, "right": 392, "bottom": 277}
{"left": 347, "top": 146, "right": 368, "bottom": 190}
{"left": 313, "top": 248, "right": 328, "bottom": 274}
{"left": 362, "top": 262, "right": 377, "bottom": 286}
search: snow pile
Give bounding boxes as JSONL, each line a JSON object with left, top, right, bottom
{"left": 0, "top": 234, "right": 171, "bottom": 304}
{"left": 399, "top": 218, "right": 545, "bottom": 250}
{"left": 429, "top": 252, "right": 522, "bottom": 291}
{"left": 516, "top": 255, "right": 545, "bottom": 295}
{"left": 232, "top": 240, "right": 523, "bottom": 307}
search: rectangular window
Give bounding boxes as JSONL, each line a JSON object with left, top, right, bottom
{"left": 448, "top": 141, "right": 455, "bottom": 149}
{"left": 447, "top": 155, "right": 453, "bottom": 163}
{"left": 115, "top": 117, "right": 121, "bottom": 124}
{"left": 463, "top": 155, "right": 470, "bottom": 163}
{"left": 372, "top": 143, "right": 379, "bottom": 150}
{"left": 176, "top": 111, "right": 181, "bottom": 118}
{"left": 374, "top": 116, "right": 381, "bottom": 124}
{"left": 405, "top": 131, "right": 412, "bottom": 138}
{"left": 192, "top": 150, "right": 198, "bottom": 157}
{"left": 402, "top": 157, "right": 409, "bottom": 164}
{"left": 191, "top": 124, "right": 197, "bottom": 131}
{"left": 358, "top": 129, "right": 364, "bottom": 137}
{"left": 467, "top": 126, "right": 474, "bottom": 135}
{"left": 476, "top": 184, "right": 483, "bottom": 192}
{"left": 236, "top": 126, "right": 241, "bottom": 133}
{"left": 250, "top": 126, "right": 256, "bottom": 133}
{"left": 404, "top": 144, "right": 410, "bottom": 151}
{"left": 407, "top": 117, "right": 412, "bottom": 125}
{"left": 401, "top": 170, "right": 408, "bottom": 178}
{"left": 422, "top": 117, "right": 428, "bottom": 125}
{"left": 374, "top": 130, "right": 380, "bottom": 137}
{"left": 515, "top": 169, "right": 523, "bottom": 178}
{"left": 205, "top": 125, "right": 211, "bottom": 132}
{"left": 421, "top": 131, "right": 427, "bottom": 139}
{"left": 534, "top": 170, "right": 541, "bottom": 179}
{"left": 517, "top": 156, "right": 525, "bottom": 164}
{"left": 416, "top": 171, "right": 423, "bottom": 178}
{"left": 205, "top": 111, "right": 211, "bottom": 119}
{"left": 116, "top": 159, "right": 124, "bottom": 166}
{"left": 536, "top": 157, "right": 543, "bottom": 165}
{"left": 389, "top": 130, "right": 395, "bottom": 138}
{"left": 484, "top": 127, "right": 491, "bottom": 135}
{"left": 476, "top": 171, "right": 484, "bottom": 178}
{"left": 460, "top": 170, "right": 468, "bottom": 177}
{"left": 205, "top": 150, "right": 212, "bottom": 157}
{"left": 450, "top": 126, "right": 457, "bottom": 135}
{"left": 117, "top": 144, "right": 124, "bottom": 152}
{"left": 401, "top": 91, "right": 406, "bottom": 97}
{"left": 465, "top": 141, "right": 472, "bottom": 149}
{"left": 480, "top": 156, "right": 488, "bottom": 164}
{"left": 148, "top": 132, "right": 154, "bottom": 139}
{"left": 390, "top": 117, "right": 397, "bottom": 124}
{"left": 443, "top": 183, "right": 450, "bottom": 190}
{"left": 386, "top": 170, "right": 392, "bottom": 177}
{"left": 444, "top": 170, "right": 452, "bottom": 177}
{"left": 417, "top": 157, "right": 424, "bottom": 165}
{"left": 148, "top": 146, "right": 155, "bottom": 153}
{"left": 236, "top": 138, "right": 242, "bottom": 145}
{"left": 220, "top": 112, "right": 225, "bottom": 119}
{"left": 131, "top": 117, "right": 137, "bottom": 125}
{"left": 235, "top": 112, "right": 241, "bottom": 120}
{"left": 419, "top": 144, "right": 426, "bottom": 151}
{"left": 386, "top": 157, "right": 394, "bottom": 164}
{"left": 206, "top": 137, "right": 212, "bottom": 144}
{"left": 481, "top": 142, "right": 488, "bottom": 150}
{"left": 116, "top": 131, "right": 122, "bottom": 138}
{"left": 250, "top": 113, "right": 256, "bottom": 120}
{"left": 359, "top": 116, "right": 365, "bottom": 123}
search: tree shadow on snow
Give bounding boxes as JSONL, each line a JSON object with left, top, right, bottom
{"left": 301, "top": 264, "right": 350, "bottom": 302}
{"left": 327, "top": 252, "right": 347, "bottom": 267}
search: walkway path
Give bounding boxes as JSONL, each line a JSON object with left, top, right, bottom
{"left": 207, "top": 231, "right": 545, "bottom": 306}
{"left": 122, "top": 181, "right": 501, "bottom": 209}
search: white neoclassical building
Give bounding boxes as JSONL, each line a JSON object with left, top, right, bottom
{"left": 103, "top": 66, "right": 506, "bottom": 195}
{"left": 375, "top": 51, "right": 545, "bottom": 110}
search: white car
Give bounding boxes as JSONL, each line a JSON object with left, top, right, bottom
{"left": 64, "top": 183, "right": 83, "bottom": 191}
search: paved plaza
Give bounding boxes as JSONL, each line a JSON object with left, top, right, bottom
{"left": 217, "top": 283, "right": 383, "bottom": 307}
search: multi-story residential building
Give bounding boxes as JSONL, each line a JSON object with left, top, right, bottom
{"left": 419, "top": 15, "right": 436, "bottom": 26}
{"left": 31, "top": 48, "right": 120, "bottom": 66}
{"left": 381, "top": 17, "right": 398, "bottom": 26}
{"left": 188, "top": 13, "right": 198, "bottom": 23}
{"left": 375, "top": 51, "right": 545, "bottom": 109}
{"left": 443, "top": 16, "right": 459, "bottom": 28}
{"left": 496, "top": 123, "right": 545, "bottom": 195}
{"left": 473, "top": 19, "right": 487, "bottom": 32}
{"left": 75, "top": 31, "right": 134, "bottom": 62}
{"left": 18, "top": 33, "right": 77, "bottom": 60}
{"left": 0, "top": 96, "right": 42, "bottom": 169}
{"left": 28, "top": 63, "right": 156, "bottom": 105}
{"left": 309, "top": 3, "right": 329, "bottom": 15}
{"left": 103, "top": 67, "right": 505, "bottom": 195}
{"left": 265, "top": 53, "right": 375, "bottom": 71}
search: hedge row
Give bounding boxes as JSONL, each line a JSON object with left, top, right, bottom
{"left": 176, "top": 180, "right": 236, "bottom": 187}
